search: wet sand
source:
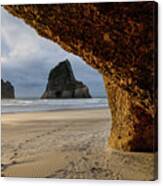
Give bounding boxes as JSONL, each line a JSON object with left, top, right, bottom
{"left": 1, "top": 108, "right": 157, "bottom": 180}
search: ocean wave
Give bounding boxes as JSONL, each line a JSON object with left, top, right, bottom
{"left": 1, "top": 98, "right": 108, "bottom": 113}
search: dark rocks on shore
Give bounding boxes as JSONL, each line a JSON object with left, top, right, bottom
{"left": 41, "top": 59, "right": 91, "bottom": 99}
{"left": 1, "top": 79, "right": 15, "bottom": 99}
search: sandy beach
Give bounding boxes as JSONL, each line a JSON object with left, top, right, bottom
{"left": 1, "top": 108, "right": 156, "bottom": 180}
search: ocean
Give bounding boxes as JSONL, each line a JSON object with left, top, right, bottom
{"left": 1, "top": 98, "right": 109, "bottom": 114}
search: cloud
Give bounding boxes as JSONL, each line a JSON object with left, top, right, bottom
{"left": 1, "top": 7, "right": 106, "bottom": 98}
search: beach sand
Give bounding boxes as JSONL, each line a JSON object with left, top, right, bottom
{"left": 1, "top": 108, "right": 157, "bottom": 180}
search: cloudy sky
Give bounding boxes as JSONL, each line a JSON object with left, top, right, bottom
{"left": 1, "top": 7, "right": 107, "bottom": 98}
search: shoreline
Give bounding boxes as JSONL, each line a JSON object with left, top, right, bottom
{"left": 1, "top": 106, "right": 109, "bottom": 115}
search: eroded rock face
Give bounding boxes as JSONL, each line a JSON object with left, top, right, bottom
{"left": 4, "top": 2, "right": 158, "bottom": 152}
{"left": 1, "top": 79, "right": 15, "bottom": 99}
{"left": 41, "top": 59, "right": 91, "bottom": 99}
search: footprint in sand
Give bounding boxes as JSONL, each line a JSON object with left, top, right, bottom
{"left": 12, "top": 160, "right": 17, "bottom": 165}
{"left": 10, "top": 150, "right": 18, "bottom": 160}
{"left": 95, "top": 161, "right": 99, "bottom": 166}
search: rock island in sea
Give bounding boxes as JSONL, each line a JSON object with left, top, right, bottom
{"left": 41, "top": 59, "right": 91, "bottom": 99}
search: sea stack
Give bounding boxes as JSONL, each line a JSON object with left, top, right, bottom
{"left": 41, "top": 59, "right": 91, "bottom": 99}
{"left": 1, "top": 79, "right": 15, "bottom": 99}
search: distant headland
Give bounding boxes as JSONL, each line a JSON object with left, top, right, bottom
{"left": 1, "top": 79, "right": 15, "bottom": 99}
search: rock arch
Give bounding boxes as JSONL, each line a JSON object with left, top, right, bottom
{"left": 4, "top": 2, "right": 158, "bottom": 152}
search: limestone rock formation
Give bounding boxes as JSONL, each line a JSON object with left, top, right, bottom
{"left": 1, "top": 79, "right": 15, "bottom": 99}
{"left": 41, "top": 59, "right": 91, "bottom": 99}
{"left": 4, "top": 2, "right": 158, "bottom": 152}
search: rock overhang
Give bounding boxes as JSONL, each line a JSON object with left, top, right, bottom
{"left": 4, "top": 2, "right": 158, "bottom": 152}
